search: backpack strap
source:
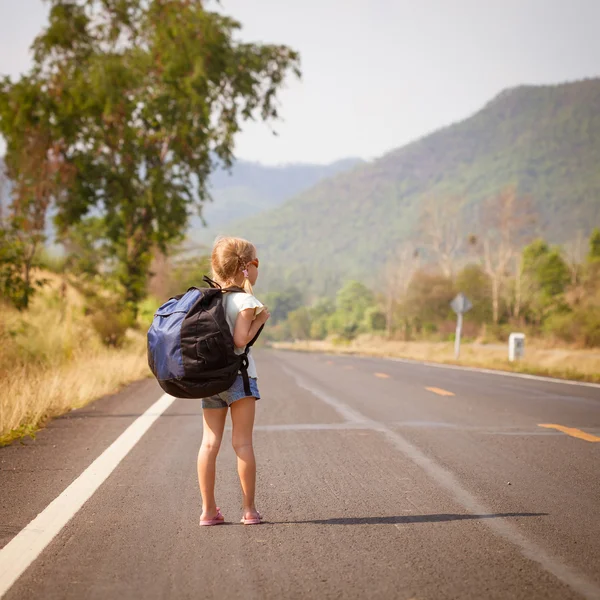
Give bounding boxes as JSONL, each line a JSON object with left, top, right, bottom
{"left": 239, "top": 324, "right": 264, "bottom": 396}
{"left": 202, "top": 276, "right": 221, "bottom": 289}
{"left": 202, "top": 275, "right": 246, "bottom": 294}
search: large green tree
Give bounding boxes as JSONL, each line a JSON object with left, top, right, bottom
{"left": 0, "top": 0, "right": 300, "bottom": 310}
{"left": 521, "top": 239, "right": 570, "bottom": 323}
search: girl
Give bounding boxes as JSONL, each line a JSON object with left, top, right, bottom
{"left": 198, "top": 237, "right": 270, "bottom": 526}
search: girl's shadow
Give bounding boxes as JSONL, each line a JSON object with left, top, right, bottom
{"left": 268, "top": 512, "right": 547, "bottom": 525}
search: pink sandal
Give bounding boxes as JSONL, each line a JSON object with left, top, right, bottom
{"left": 199, "top": 507, "right": 225, "bottom": 526}
{"left": 240, "top": 511, "right": 262, "bottom": 525}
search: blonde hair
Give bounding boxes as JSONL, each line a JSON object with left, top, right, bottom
{"left": 211, "top": 236, "right": 256, "bottom": 295}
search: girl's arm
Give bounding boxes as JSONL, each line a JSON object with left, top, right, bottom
{"left": 233, "top": 307, "right": 270, "bottom": 349}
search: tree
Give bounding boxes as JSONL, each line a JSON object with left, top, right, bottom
{"left": 421, "top": 197, "right": 462, "bottom": 278}
{"left": 336, "top": 281, "right": 373, "bottom": 319}
{"left": 262, "top": 287, "right": 304, "bottom": 325}
{"left": 402, "top": 270, "right": 455, "bottom": 332}
{"left": 287, "top": 307, "right": 312, "bottom": 340}
{"left": 520, "top": 239, "right": 570, "bottom": 324}
{"left": 0, "top": 0, "right": 300, "bottom": 312}
{"left": 473, "top": 187, "right": 536, "bottom": 323}
{"left": 382, "top": 243, "right": 420, "bottom": 336}
{"left": 562, "top": 231, "right": 586, "bottom": 286}
{"left": 0, "top": 78, "right": 74, "bottom": 308}
{"left": 308, "top": 298, "right": 335, "bottom": 340}
{"left": 588, "top": 228, "right": 600, "bottom": 262}
{"left": 455, "top": 264, "right": 492, "bottom": 324}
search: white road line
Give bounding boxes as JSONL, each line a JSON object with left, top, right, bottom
{"left": 282, "top": 365, "right": 600, "bottom": 600}
{"left": 0, "top": 393, "right": 176, "bottom": 598}
{"left": 385, "top": 357, "right": 600, "bottom": 389}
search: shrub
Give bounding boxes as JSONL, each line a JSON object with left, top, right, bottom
{"left": 363, "top": 307, "right": 386, "bottom": 332}
{"left": 88, "top": 298, "right": 135, "bottom": 348}
{"left": 545, "top": 307, "right": 600, "bottom": 348}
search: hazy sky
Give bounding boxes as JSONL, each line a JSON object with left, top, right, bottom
{"left": 1, "top": 0, "right": 599, "bottom": 165}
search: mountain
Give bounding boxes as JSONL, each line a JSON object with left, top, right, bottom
{"left": 232, "top": 78, "right": 600, "bottom": 296}
{"left": 0, "top": 156, "right": 363, "bottom": 248}
{"left": 188, "top": 157, "right": 363, "bottom": 243}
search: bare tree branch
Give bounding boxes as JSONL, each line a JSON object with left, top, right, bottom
{"left": 421, "top": 197, "right": 462, "bottom": 278}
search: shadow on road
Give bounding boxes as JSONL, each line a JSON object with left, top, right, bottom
{"left": 277, "top": 513, "right": 547, "bottom": 525}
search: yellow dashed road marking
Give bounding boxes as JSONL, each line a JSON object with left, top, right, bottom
{"left": 538, "top": 424, "right": 600, "bottom": 442}
{"left": 374, "top": 372, "right": 390, "bottom": 379}
{"left": 425, "top": 387, "right": 455, "bottom": 397}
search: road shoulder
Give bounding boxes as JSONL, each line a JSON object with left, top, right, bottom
{"left": 0, "top": 378, "right": 164, "bottom": 550}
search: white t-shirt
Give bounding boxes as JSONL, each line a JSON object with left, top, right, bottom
{"left": 224, "top": 292, "right": 264, "bottom": 379}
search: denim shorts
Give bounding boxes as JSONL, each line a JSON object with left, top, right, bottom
{"left": 201, "top": 375, "right": 261, "bottom": 409}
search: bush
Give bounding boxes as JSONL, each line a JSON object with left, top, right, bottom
{"left": 88, "top": 298, "right": 135, "bottom": 348}
{"left": 545, "top": 307, "right": 600, "bottom": 348}
{"left": 363, "top": 307, "right": 386, "bottom": 332}
{"left": 310, "top": 317, "right": 328, "bottom": 340}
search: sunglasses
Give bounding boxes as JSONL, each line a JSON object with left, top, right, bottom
{"left": 248, "top": 258, "right": 259, "bottom": 268}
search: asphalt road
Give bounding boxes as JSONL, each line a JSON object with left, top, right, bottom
{"left": 1, "top": 350, "right": 599, "bottom": 599}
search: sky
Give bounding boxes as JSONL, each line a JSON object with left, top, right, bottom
{"left": 1, "top": 0, "right": 599, "bottom": 165}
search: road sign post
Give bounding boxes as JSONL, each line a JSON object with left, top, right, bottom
{"left": 450, "top": 292, "right": 473, "bottom": 360}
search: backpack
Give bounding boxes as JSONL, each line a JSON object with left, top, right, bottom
{"left": 147, "top": 276, "right": 263, "bottom": 399}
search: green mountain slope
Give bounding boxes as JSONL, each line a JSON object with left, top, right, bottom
{"left": 234, "top": 79, "right": 600, "bottom": 295}
{"left": 188, "top": 157, "right": 363, "bottom": 243}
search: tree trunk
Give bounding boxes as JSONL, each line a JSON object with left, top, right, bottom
{"left": 514, "top": 263, "right": 522, "bottom": 320}
{"left": 385, "top": 291, "right": 394, "bottom": 338}
{"left": 491, "top": 276, "right": 500, "bottom": 324}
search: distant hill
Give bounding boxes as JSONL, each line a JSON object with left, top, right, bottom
{"left": 188, "top": 157, "right": 363, "bottom": 243}
{"left": 0, "top": 156, "right": 363, "bottom": 248}
{"left": 232, "top": 78, "right": 600, "bottom": 296}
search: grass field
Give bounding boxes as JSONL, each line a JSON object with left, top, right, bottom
{"left": 0, "top": 274, "right": 149, "bottom": 445}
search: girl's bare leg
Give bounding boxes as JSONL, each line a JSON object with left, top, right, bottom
{"left": 230, "top": 396, "right": 259, "bottom": 519}
{"left": 198, "top": 407, "right": 228, "bottom": 520}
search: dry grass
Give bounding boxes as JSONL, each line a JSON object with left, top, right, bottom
{"left": 0, "top": 275, "right": 149, "bottom": 445}
{"left": 272, "top": 336, "right": 600, "bottom": 383}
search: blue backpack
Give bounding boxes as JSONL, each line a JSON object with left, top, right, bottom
{"left": 147, "top": 277, "right": 262, "bottom": 399}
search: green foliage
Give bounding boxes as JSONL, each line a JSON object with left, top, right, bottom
{"left": 363, "top": 307, "right": 386, "bottom": 331}
{"left": 137, "top": 295, "right": 161, "bottom": 330}
{"left": 522, "top": 239, "right": 569, "bottom": 296}
{"left": 521, "top": 239, "right": 570, "bottom": 322}
{"left": 544, "top": 307, "right": 600, "bottom": 348}
{"left": 331, "top": 281, "right": 374, "bottom": 340}
{"left": 287, "top": 307, "right": 312, "bottom": 340}
{"left": 262, "top": 287, "right": 305, "bottom": 324}
{"left": 401, "top": 271, "right": 455, "bottom": 329}
{"left": 0, "top": 227, "right": 46, "bottom": 309}
{"left": 589, "top": 228, "right": 600, "bottom": 261}
{"left": 455, "top": 264, "right": 492, "bottom": 324}
{"left": 272, "top": 229, "right": 600, "bottom": 347}
{"left": 88, "top": 296, "right": 135, "bottom": 348}
{"left": 0, "top": 0, "right": 300, "bottom": 310}
{"left": 336, "top": 280, "right": 373, "bottom": 317}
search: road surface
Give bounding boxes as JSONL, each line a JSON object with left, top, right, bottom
{"left": 1, "top": 350, "right": 599, "bottom": 599}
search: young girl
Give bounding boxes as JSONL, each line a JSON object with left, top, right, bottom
{"left": 198, "top": 237, "right": 270, "bottom": 526}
